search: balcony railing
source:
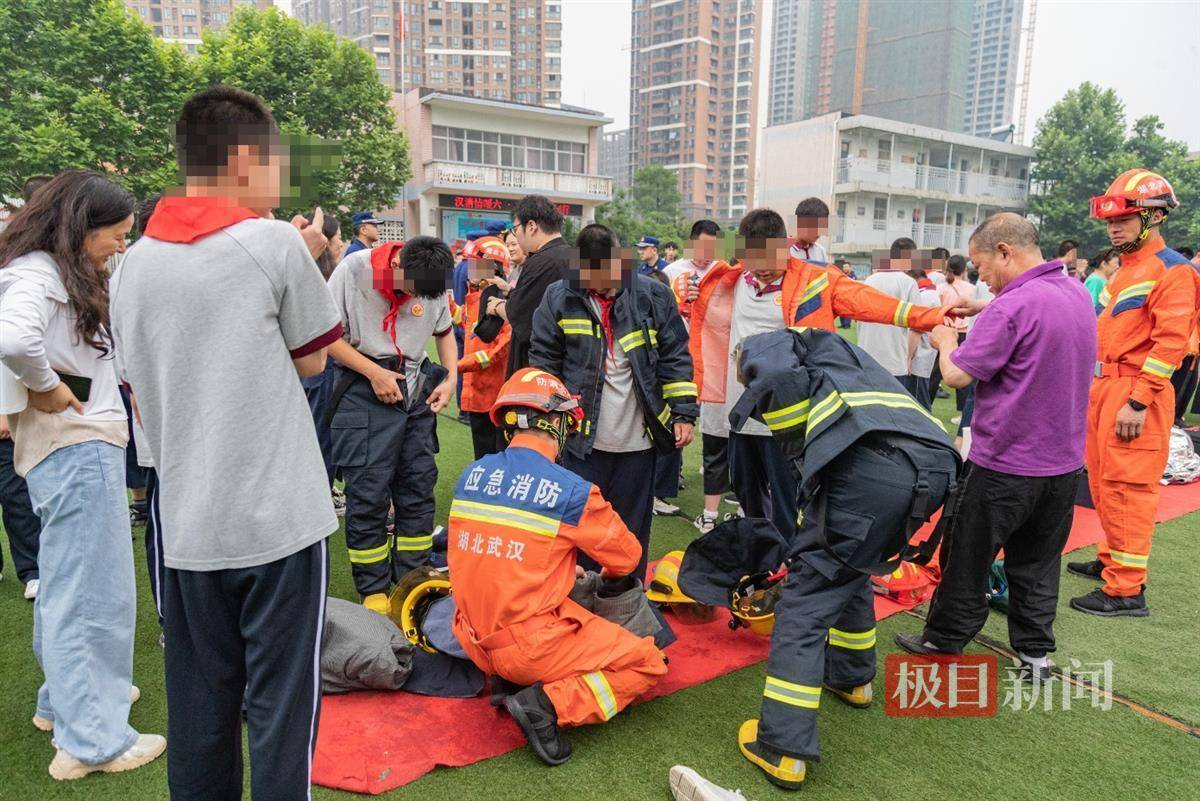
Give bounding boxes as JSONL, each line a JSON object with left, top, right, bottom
{"left": 834, "top": 218, "right": 972, "bottom": 252}
{"left": 836, "top": 156, "right": 1028, "bottom": 204}
{"left": 424, "top": 161, "right": 613, "bottom": 200}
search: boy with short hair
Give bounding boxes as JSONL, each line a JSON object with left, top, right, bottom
{"left": 790, "top": 197, "right": 830, "bottom": 263}
{"left": 110, "top": 85, "right": 342, "bottom": 798}
{"left": 326, "top": 236, "right": 457, "bottom": 613}
{"left": 858, "top": 238, "right": 925, "bottom": 403}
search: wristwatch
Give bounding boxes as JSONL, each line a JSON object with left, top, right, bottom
{"left": 1127, "top": 399, "right": 1147, "bottom": 412}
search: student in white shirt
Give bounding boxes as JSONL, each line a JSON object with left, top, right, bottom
{"left": 789, "top": 197, "right": 831, "bottom": 263}
{"left": 0, "top": 171, "right": 166, "bottom": 780}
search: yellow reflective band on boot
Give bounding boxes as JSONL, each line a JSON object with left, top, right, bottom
{"left": 828, "top": 627, "right": 877, "bottom": 650}
{"left": 348, "top": 543, "right": 391, "bottom": 564}
{"left": 1142, "top": 356, "right": 1175, "bottom": 379}
{"left": 763, "top": 676, "right": 821, "bottom": 709}
{"left": 393, "top": 535, "right": 434, "bottom": 552}
{"left": 450, "top": 499, "right": 561, "bottom": 538}
{"left": 737, "top": 719, "right": 806, "bottom": 789}
{"left": 582, "top": 671, "right": 619, "bottom": 721}
{"left": 662, "top": 381, "right": 698, "bottom": 399}
{"left": 1109, "top": 549, "right": 1149, "bottom": 568}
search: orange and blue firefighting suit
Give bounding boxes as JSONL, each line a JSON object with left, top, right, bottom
{"left": 689, "top": 257, "right": 947, "bottom": 403}
{"left": 449, "top": 433, "right": 667, "bottom": 726}
{"left": 455, "top": 284, "right": 511, "bottom": 413}
{"left": 1088, "top": 234, "right": 1200, "bottom": 596}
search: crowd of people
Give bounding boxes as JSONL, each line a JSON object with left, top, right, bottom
{"left": 1, "top": 83, "right": 1198, "bottom": 800}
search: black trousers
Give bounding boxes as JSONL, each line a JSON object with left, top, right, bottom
{"left": 466, "top": 411, "right": 503, "bottom": 460}
{"left": 954, "top": 332, "right": 969, "bottom": 410}
{"left": 562, "top": 447, "right": 655, "bottom": 581}
{"left": 144, "top": 468, "right": 164, "bottom": 627}
{"left": 729, "top": 432, "right": 800, "bottom": 542}
{"left": 653, "top": 446, "right": 682, "bottom": 500}
{"left": 163, "top": 539, "right": 328, "bottom": 801}
{"left": 924, "top": 462, "right": 1078, "bottom": 657}
{"left": 332, "top": 376, "right": 438, "bottom": 596}
{"left": 897, "top": 374, "right": 932, "bottom": 411}
{"left": 0, "top": 437, "right": 40, "bottom": 583}
{"left": 760, "top": 441, "right": 953, "bottom": 761}
{"left": 1172, "top": 354, "right": 1198, "bottom": 422}
{"left": 120, "top": 385, "right": 149, "bottom": 491}
{"left": 701, "top": 433, "right": 731, "bottom": 496}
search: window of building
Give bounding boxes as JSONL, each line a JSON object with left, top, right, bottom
{"left": 432, "top": 125, "right": 586, "bottom": 172}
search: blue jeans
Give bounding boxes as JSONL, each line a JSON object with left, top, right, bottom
{"left": 27, "top": 440, "right": 138, "bottom": 764}
{"left": 302, "top": 360, "right": 337, "bottom": 484}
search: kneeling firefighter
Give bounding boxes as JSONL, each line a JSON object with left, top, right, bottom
{"left": 448, "top": 368, "right": 668, "bottom": 766}
{"left": 728, "top": 327, "right": 960, "bottom": 789}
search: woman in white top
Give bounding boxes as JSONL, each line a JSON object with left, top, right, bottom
{"left": 0, "top": 171, "right": 165, "bottom": 780}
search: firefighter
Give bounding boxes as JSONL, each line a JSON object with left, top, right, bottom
{"left": 449, "top": 367, "right": 668, "bottom": 766}
{"left": 457, "top": 235, "right": 513, "bottom": 458}
{"left": 1068, "top": 169, "right": 1200, "bottom": 617}
{"left": 729, "top": 327, "right": 959, "bottom": 789}
{"left": 530, "top": 223, "right": 697, "bottom": 582}
{"left": 688, "top": 209, "right": 959, "bottom": 542}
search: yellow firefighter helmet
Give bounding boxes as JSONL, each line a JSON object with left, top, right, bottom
{"left": 388, "top": 566, "right": 452, "bottom": 653}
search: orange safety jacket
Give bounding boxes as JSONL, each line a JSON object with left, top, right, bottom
{"left": 669, "top": 260, "right": 731, "bottom": 322}
{"left": 1094, "top": 234, "right": 1199, "bottom": 407}
{"left": 455, "top": 285, "right": 511, "bottom": 413}
{"left": 689, "top": 257, "right": 946, "bottom": 403}
{"left": 449, "top": 433, "right": 643, "bottom": 644}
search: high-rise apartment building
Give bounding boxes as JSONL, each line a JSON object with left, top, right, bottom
{"left": 628, "top": 0, "right": 762, "bottom": 222}
{"left": 292, "top": 0, "right": 563, "bottom": 106}
{"left": 769, "top": 0, "right": 971, "bottom": 133}
{"left": 963, "top": 0, "right": 1024, "bottom": 138}
{"left": 599, "top": 129, "right": 632, "bottom": 192}
{"left": 124, "top": 0, "right": 272, "bottom": 52}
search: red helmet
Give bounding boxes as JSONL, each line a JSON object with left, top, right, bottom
{"left": 489, "top": 368, "right": 584, "bottom": 432}
{"left": 462, "top": 235, "right": 511, "bottom": 270}
{"left": 1090, "top": 169, "right": 1179, "bottom": 219}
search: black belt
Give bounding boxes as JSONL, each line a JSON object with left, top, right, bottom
{"left": 324, "top": 355, "right": 404, "bottom": 428}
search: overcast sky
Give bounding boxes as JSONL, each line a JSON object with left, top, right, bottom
{"left": 561, "top": 0, "right": 1200, "bottom": 149}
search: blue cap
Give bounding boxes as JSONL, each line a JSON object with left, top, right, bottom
{"left": 636, "top": 235, "right": 660, "bottom": 249}
{"left": 352, "top": 211, "right": 382, "bottom": 227}
{"left": 484, "top": 219, "right": 509, "bottom": 235}
{"left": 464, "top": 229, "right": 488, "bottom": 242}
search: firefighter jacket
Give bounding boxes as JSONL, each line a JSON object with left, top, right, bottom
{"left": 729, "top": 327, "right": 959, "bottom": 491}
{"left": 456, "top": 284, "right": 511, "bottom": 413}
{"left": 448, "top": 434, "right": 643, "bottom": 644}
{"left": 529, "top": 275, "right": 699, "bottom": 459}
{"left": 1094, "top": 234, "right": 1200, "bottom": 407}
{"left": 689, "top": 258, "right": 947, "bottom": 403}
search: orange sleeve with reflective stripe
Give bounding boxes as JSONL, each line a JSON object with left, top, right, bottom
{"left": 828, "top": 270, "right": 944, "bottom": 331}
{"left": 564, "top": 486, "right": 642, "bottom": 576}
{"left": 1129, "top": 266, "right": 1197, "bottom": 407}
{"left": 458, "top": 326, "right": 511, "bottom": 374}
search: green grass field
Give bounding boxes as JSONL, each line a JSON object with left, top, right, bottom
{"left": 2, "top": 333, "right": 1199, "bottom": 800}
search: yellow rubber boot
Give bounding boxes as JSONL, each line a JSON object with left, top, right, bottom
{"left": 824, "top": 682, "right": 873, "bottom": 709}
{"left": 737, "top": 719, "right": 805, "bottom": 790}
{"left": 363, "top": 593, "right": 391, "bottom": 615}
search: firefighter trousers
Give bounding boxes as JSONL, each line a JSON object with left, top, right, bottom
{"left": 1086, "top": 375, "right": 1173, "bottom": 597}
{"left": 461, "top": 600, "right": 667, "bottom": 726}
{"left": 331, "top": 373, "right": 438, "bottom": 596}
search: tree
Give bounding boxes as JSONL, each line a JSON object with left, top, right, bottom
{"left": 196, "top": 7, "right": 410, "bottom": 225}
{"left": 1030, "top": 82, "right": 1200, "bottom": 256}
{"left": 595, "top": 165, "right": 687, "bottom": 249}
{"left": 0, "top": 0, "right": 196, "bottom": 207}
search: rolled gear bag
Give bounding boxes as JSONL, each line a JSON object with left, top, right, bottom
{"left": 321, "top": 597, "right": 415, "bottom": 695}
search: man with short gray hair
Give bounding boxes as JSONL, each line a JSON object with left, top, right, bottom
{"left": 895, "top": 212, "right": 1096, "bottom": 681}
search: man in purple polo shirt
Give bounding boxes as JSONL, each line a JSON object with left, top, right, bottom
{"left": 895, "top": 213, "right": 1096, "bottom": 681}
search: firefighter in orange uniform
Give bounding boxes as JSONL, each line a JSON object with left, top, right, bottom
{"left": 449, "top": 368, "right": 668, "bottom": 765}
{"left": 1069, "top": 169, "right": 1200, "bottom": 617}
{"left": 456, "top": 235, "right": 513, "bottom": 458}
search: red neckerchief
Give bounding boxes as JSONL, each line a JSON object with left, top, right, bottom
{"left": 370, "top": 242, "right": 409, "bottom": 357}
{"left": 743, "top": 272, "right": 783, "bottom": 296}
{"left": 917, "top": 277, "right": 936, "bottom": 291}
{"left": 589, "top": 290, "right": 617, "bottom": 355}
{"left": 143, "top": 195, "right": 260, "bottom": 243}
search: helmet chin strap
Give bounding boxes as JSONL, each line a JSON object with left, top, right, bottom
{"left": 1115, "top": 210, "right": 1163, "bottom": 254}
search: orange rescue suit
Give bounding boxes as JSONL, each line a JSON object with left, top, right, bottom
{"left": 449, "top": 434, "right": 667, "bottom": 726}
{"left": 455, "top": 285, "right": 511, "bottom": 413}
{"left": 1087, "top": 234, "right": 1200, "bottom": 596}
{"left": 689, "top": 258, "right": 947, "bottom": 402}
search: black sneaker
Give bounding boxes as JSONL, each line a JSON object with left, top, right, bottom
{"left": 489, "top": 675, "right": 520, "bottom": 707}
{"left": 129, "top": 501, "right": 149, "bottom": 527}
{"left": 1066, "top": 559, "right": 1104, "bottom": 581}
{"left": 503, "top": 683, "right": 572, "bottom": 766}
{"left": 894, "top": 632, "right": 960, "bottom": 656}
{"left": 1070, "top": 588, "right": 1149, "bottom": 617}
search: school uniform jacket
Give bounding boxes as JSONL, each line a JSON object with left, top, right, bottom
{"left": 529, "top": 275, "right": 699, "bottom": 460}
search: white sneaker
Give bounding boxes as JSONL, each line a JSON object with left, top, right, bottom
{"left": 653, "top": 498, "right": 681, "bottom": 516}
{"left": 951, "top": 414, "right": 962, "bottom": 425}
{"left": 34, "top": 685, "right": 140, "bottom": 733}
{"left": 24, "top": 578, "right": 39, "bottom": 600}
{"left": 331, "top": 490, "right": 346, "bottom": 518}
{"left": 669, "top": 765, "right": 746, "bottom": 801}
{"left": 693, "top": 513, "right": 718, "bottom": 534}
{"left": 49, "top": 733, "right": 166, "bottom": 781}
